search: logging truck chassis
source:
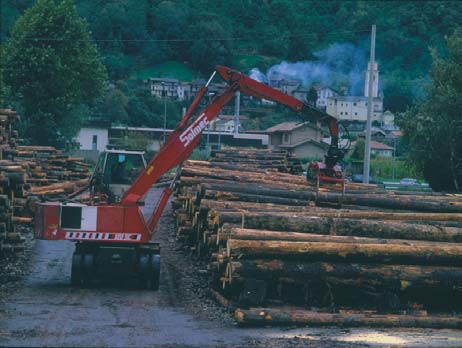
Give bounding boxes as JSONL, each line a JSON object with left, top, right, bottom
{"left": 35, "top": 66, "right": 347, "bottom": 288}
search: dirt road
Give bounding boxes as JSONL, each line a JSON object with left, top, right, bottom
{"left": 1, "top": 189, "right": 462, "bottom": 347}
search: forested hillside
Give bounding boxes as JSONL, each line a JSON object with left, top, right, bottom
{"left": 1, "top": 0, "right": 461, "bottom": 131}
{"left": 3, "top": 2, "right": 461, "bottom": 87}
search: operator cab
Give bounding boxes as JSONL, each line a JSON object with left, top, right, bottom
{"left": 93, "top": 149, "right": 147, "bottom": 200}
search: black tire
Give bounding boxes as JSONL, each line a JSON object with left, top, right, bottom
{"left": 138, "top": 253, "right": 150, "bottom": 289}
{"left": 71, "top": 252, "right": 82, "bottom": 286}
{"left": 150, "top": 254, "right": 161, "bottom": 291}
{"left": 82, "top": 253, "right": 94, "bottom": 286}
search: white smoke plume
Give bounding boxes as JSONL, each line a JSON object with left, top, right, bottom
{"left": 249, "top": 43, "right": 368, "bottom": 95}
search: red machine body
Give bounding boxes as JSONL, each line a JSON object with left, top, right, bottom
{"left": 34, "top": 66, "right": 346, "bottom": 287}
{"left": 35, "top": 202, "right": 149, "bottom": 243}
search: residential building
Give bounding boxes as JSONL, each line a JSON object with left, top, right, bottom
{"left": 191, "top": 79, "right": 206, "bottom": 97}
{"left": 382, "top": 110, "right": 395, "bottom": 126}
{"left": 76, "top": 126, "right": 108, "bottom": 152}
{"left": 350, "top": 139, "right": 393, "bottom": 158}
{"left": 73, "top": 120, "right": 111, "bottom": 162}
{"left": 292, "top": 87, "right": 309, "bottom": 102}
{"left": 266, "top": 121, "right": 327, "bottom": 159}
{"left": 326, "top": 96, "right": 383, "bottom": 122}
{"left": 207, "top": 115, "right": 248, "bottom": 133}
{"left": 370, "top": 140, "right": 393, "bottom": 157}
{"left": 315, "top": 86, "right": 339, "bottom": 109}
{"left": 145, "top": 77, "right": 231, "bottom": 102}
{"left": 146, "top": 78, "right": 181, "bottom": 99}
{"left": 279, "top": 79, "right": 300, "bottom": 96}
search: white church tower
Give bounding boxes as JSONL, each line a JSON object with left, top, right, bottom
{"left": 364, "top": 61, "right": 379, "bottom": 97}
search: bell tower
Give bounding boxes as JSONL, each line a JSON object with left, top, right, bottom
{"left": 364, "top": 62, "right": 379, "bottom": 97}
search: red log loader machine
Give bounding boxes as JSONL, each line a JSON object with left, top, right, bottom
{"left": 35, "top": 66, "right": 348, "bottom": 289}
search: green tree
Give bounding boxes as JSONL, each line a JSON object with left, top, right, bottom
{"left": 2, "top": 0, "right": 106, "bottom": 146}
{"left": 307, "top": 87, "right": 318, "bottom": 107}
{"left": 400, "top": 32, "right": 462, "bottom": 191}
{"left": 351, "top": 138, "right": 365, "bottom": 160}
{"left": 188, "top": 16, "right": 232, "bottom": 74}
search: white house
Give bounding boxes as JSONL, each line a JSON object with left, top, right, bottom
{"left": 207, "top": 115, "right": 248, "bottom": 133}
{"left": 326, "top": 96, "right": 383, "bottom": 122}
{"left": 371, "top": 140, "right": 393, "bottom": 157}
{"left": 382, "top": 110, "right": 395, "bottom": 126}
{"left": 76, "top": 126, "right": 109, "bottom": 152}
{"left": 315, "top": 86, "right": 339, "bottom": 109}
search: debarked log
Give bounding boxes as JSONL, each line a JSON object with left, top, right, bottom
{"left": 234, "top": 308, "right": 462, "bottom": 328}
{"left": 212, "top": 211, "right": 462, "bottom": 242}
{"left": 226, "top": 259, "right": 462, "bottom": 289}
{"left": 317, "top": 192, "right": 462, "bottom": 213}
{"left": 203, "top": 190, "right": 310, "bottom": 206}
{"left": 218, "top": 226, "right": 462, "bottom": 247}
{"left": 226, "top": 239, "right": 462, "bottom": 266}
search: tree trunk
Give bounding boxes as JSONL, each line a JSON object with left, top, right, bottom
{"left": 212, "top": 211, "right": 462, "bottom": 242}
{"left": 227, "top": 259, "right": 462, "bottom": 288}
{"left": 226, "top": 239, "right": 462, "bottom": 266}
{"left": 234, "top": 308, "right": 462, "bottom": 328}
{"left": 219, "top": 226, "right": 462, "bottom": 247}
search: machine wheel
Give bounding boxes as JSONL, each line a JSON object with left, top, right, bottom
{"left": 138, "top": 253, "right": 150, "bottom": 289}
{"left": 82, "top": 253, "right": 94, "bottom": 286}
{"left": 71, "top": 252, "right": 82, "bottom": 286}
{"left": 150, "top": 254, "right": 161, "bottom": 291}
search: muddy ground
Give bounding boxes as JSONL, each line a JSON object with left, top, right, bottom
{"left": 1, "top": 189, "right": 462, "bottom": 347}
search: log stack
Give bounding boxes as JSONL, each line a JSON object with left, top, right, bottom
{"left": 210, "top": 148, "right": 303, "bottom": 174}
{"left": 0, "top": 109, "right": 90, "bottom": 256}
{"left": 173, "top": 151, "right": 462, "bottom": 328}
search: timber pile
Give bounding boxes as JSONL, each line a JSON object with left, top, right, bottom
{"left": 0, "top": 109, "right": 90, "bottom": 256}
{"left": 173, "top": 153, "right": 462, "bottom": 328}
{"left": 210, "top": 148, "right": 303, "bottom": 174}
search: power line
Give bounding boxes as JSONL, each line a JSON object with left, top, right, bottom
{"left": 10, "top": 14, "right": 439, "bottom": 44}
{"left": 18, "top": 28, "right": 372, "bottom": 43}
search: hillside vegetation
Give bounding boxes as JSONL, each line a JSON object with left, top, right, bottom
{"left": 2, "top": 1, "right": 461, "bottom": 113}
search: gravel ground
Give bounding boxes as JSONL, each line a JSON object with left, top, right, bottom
{"left": 0, "top": 226, "right": 34, "bottom": 297}
{"left": 0, "top": 189, "right": 461, "bottom": 347}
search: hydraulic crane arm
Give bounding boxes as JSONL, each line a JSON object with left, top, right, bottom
{"left": 121, "top": 66, "right": 343, "bottom": 206}
{"left": 215, "top": 66, "right": 342, "bottom": 167}
{"left": 121, "top": 77, "right": 238, "bottom": 205}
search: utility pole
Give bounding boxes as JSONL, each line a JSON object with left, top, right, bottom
{"left": 234, "top": 91, "right": 240, "bottom": 134}
{"left": 363, "top": 24, "right": 376, "bottom": 184}
{"left": 392, "top": 136, "right": 397, "bottom": 181}
{"left": 162, "top": 83, "right": 167, "bottom": 144}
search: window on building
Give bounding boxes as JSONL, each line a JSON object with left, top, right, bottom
{"left": 345, "top": 112, "right": 348, "bottom": 115}
{"left": 283, "top": 133, "right": 290, "bottom": 143}
{"left": 353, "top": 102, "right": 357, "bottom": 106}
{"left": 340, "top": 112, "right": 343, "bottom": 115}
{"left": 355, "top": 112, "right": 358, "bottom": 116}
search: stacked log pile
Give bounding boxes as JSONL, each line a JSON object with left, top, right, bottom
{"left": 173, "top": 152, "right": 462, "bottom": 328}
{"left": 0, "top": 109, "right": 90, "bottom": 256}
{"left": 210, "top": 148, "right": 303, "bottom": 174}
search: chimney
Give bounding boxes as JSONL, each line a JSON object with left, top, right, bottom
{"left": 364, "top": 61, "right": 379, "bottom": 98}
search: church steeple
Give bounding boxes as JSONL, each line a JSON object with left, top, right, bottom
{"left": 364, "top": 62, "right": 379, "bottom": 97}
